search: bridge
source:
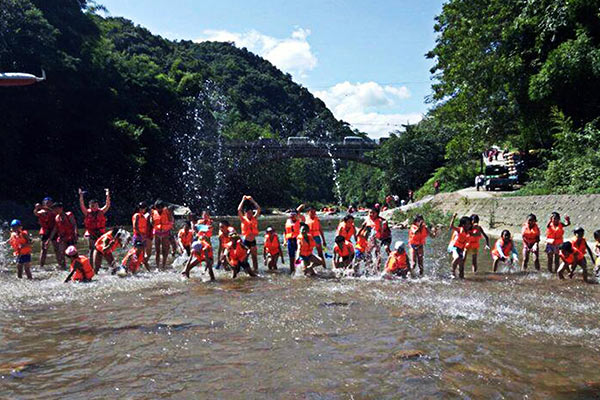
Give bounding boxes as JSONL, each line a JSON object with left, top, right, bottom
{"left": 202, "top": 139, "right": 382, "bottom": 167}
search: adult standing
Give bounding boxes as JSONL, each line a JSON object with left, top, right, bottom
{"left": 284, "top": 209, "right": 302, "bottom": 274}
{"left": 79, "top": 188, "right": 111, "bottom": 259}
{"left": 152, "top": 200, "right": 173, "bottom": 270}
{"left": 238, "top": 195, "right": 261, "bottom": 272}
{"left": 33, "top": 197, "right": 58, "bottom": 267}
{"left": 132, "top": 201, "right": 153, "bottom": 258}
{"left": 300, "top": 205, "right": 327, "bottom": 265}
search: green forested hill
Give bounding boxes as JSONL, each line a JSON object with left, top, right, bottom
{"left": 0, "top": 0, "right": 353, "bottom": 220}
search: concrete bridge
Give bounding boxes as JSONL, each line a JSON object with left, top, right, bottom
{"left": 204, "top": 139, "right": 382, "bottom": 167}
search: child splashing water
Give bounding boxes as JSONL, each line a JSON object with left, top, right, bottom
{"left": 465, "top": 214, "right": 490, "bottom": 273}
{"left": 521, "top": 214, "right": 541, "bottom": 271}
{"left": 182, "top": 237, "right": 215, "bottom": 281}
{"left": 557, "top": 241, "right": 588, "bottom": 283}
{"left": 568, "top": 227, "right": 596, "bottom": 280}
{"left": 383, "top": 241, "right": 410, "bottom": 279}
{"left": 491, "top": 230, "right": 518, "bottom": 272}
{"left": 332, "top": 235, "right": 355, "bottom": 275}
{"left": 448, "top": 214, "right": 472, "bottom": 279}
{"left": 297, "top": 223, "right": 325, "bottom": 276}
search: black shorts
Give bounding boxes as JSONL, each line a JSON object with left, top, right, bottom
{"left": 243, "top": 239, "right": 257, "bottom": 247}
{"left": 41, "top": 233, "right": 53, "bottom": 242}
{"left": 238, "top": 260, "right": 252, "bottom": 270}
{"left": 380, "top": 237, "right": 392, "bottom": 246}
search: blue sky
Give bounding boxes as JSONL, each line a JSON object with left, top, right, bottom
{"left": 99, "top": 0, "right": 444, "bottom": 137}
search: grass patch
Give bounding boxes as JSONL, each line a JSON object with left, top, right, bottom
{"left": 391, "top": 202, "right": 453, "bottom": 227}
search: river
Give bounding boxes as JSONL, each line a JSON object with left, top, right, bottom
{"left": 1, "top": 220, "right": 599, "bottom": 398}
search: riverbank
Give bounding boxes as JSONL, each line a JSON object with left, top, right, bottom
{"left": 388, "top": 189, "right": 600, "bottom": 241}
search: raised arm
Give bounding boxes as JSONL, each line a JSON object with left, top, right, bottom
{"left": 296, "top": 203, "right": 305, "bottom": 213}
{"left": 237, "top": 196, "right": 246, "bottom": 220}
{"left": 449, "top": 213, "right": 457, "bottom": 232}
{"left": 247, "top": 196, "right": 261, "bottom": 218}
{"left": 78, "top": 188, "right": 88, "bottom": 215}
{"left": 101, "top": 188, "right": 111, "bottom": 213}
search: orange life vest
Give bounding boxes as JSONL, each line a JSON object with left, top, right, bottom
{"left": 37, "top": 210, "right": 56, "bottom": 235}
{"left": 132, "top": 212, "right": 150, "bottom": 237}
{"left": 546, "top": 222, "right": 565, "bottom": 245}
{"left": 264, "top": 233, "right": 281, "bottom": 255}
{"left": 197, "top": 218, "right": 213, "bottom": 237}
{"left": 241, "top": 215, "right": 259, "bottom": 238}
{"left": 571, "top": 237, "right": 588, "bottom": 255}
{"left": 409, "top": 224, "right": 428, "bottom": 246}
{"left": 355, "top": 235, "right": 368, "bottom": 252}
{"left": 193, "top": 239, "right": 214, "bottom": 262}
{"left": 161, "top": 210, "right": 173, "bottom": 231}
{"left": 491, "top": 238, "right": 513, "bottom": 258}
{"left": 226, "top": 241, "right": 248, "bottom": 266}
{"left": 9, "top": 230, "right": 32, "bottom": 256}
{"left": 560, "top": 248, "right": 584, "bottom": 265}
{"left": 298, "top": 233, "right": 316, "bottom": 257}
{"left": 218, "top": 227, "right": 236, "bottom": 247}
{"left": 70, "top": 256, "right": 95, "bottom": 281}
{"left": 385, "top": 250, "right": 409, "bottom": 273}
{"left": 56, "top": 212, "right": 76, "bottom": 241}
{"left": 178, "top": 229, "right": 194, "bottom": 247}
{"left": 122, "top": 248, "right": 145, "bottom": 273}
{"left": 336, "top": 221, "right": 355, "bottom": 241}
{"left": 305, "top": 215, "right": 322, "bottom": 238}
{"left": 334, "top": 241, "right": 354, "bottom": 258}
{"left": 285, "top": 218, "right": 301, "bottom": 240}
{"left": 84, "top": 209, "right": 106, "bottom": 236}
{"left": 522, "top": 223, "right": 540, "bottom": 246}
{"left": 95, "top": 231, "right": 121, "bottom": 254}
{"left": 449, "top": 227, "right": 469, "bottom": 250}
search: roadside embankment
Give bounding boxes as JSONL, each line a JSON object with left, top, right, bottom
{"left": 429, "top": 192, "right": 600, "bottom": 240}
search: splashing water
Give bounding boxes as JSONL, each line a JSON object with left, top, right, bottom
{"left": 326, "top": 144, "right": 343, "bottom": 206}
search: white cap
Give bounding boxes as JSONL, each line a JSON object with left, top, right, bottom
{"left": 394, "top": 241, "right": 405, "bottom": 251}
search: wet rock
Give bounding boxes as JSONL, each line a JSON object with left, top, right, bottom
{"left": 393, "top": 349, "right": 426, "bottom": 360}
{"left": 319, "top": 301, "right": 350, "bottom": 307}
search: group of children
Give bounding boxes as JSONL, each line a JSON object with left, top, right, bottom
{"left": 447, "top": 211, "right": 599, "bottom": 282}
{"left": 5, "top": 190, "right": 600, "bottom": 283}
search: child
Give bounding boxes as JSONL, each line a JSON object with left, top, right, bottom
{"left": 491, "top": 230, "right": 518, "bottom": 272}
{"left": 333, "top": 235, "right": 355, "bottom": 271}
{"left": 408, "top": 214, "right": 430, "bottom": 276}
{"left": 118, "top": 240, "right": 150, "bottom": 275}
{"left": 284, "top": 210, "right": 302, "bottom": 274}
{"left": 557, "top": 241, "right": 588, "bottom": 282}
{"left": 33, "top": 197, "right": 58, "bottom": 268}
{"left": 49, "top": 202, "right": 78, "bottom": 270}
{"left": 297, "top": 223, "right": 325, "bottom": 276}
{"left": 570, "top": 227, "right": 596, "bottom": 275}
{"left": 225, "top": 234, "right": 257, "bottom": 279}
{"left": 263, "top": 227, "right": 282, "bottom": 271}
{"left": 79, "top": 188, "right": 111, "bottom": 259}
{"left": 217, "top": 221, "right": 236, "bottom": 269}
{"left": 152, "top": 200, "right": 173, "bottom": 270}
{"left": 448, "top": 214, "right": 472, "bottom": 279}
{"left": 64, "top": 246, "right": 95, "bottom": 283}
{"left": 336, "top": 214, "right": 357, "bottom": 242}
{"left": 196, "top": 210, "right": 214, "bottom": 238}
{"left": 178, "top": 222, "right": 194, "bottom": 256}
{"left": 182, "top": 238, "right": 215, "bottom": 281}
{"left": 8, "top": 220, "right": 32, "bottom": 279}
{"left": 302, "top": 206, "right": 327, "bottom": 263}
{"left": 132, "top": 202, "right": 153, "bottom": 258}
{"left": 521, "top": 214, "right": 541, "bottom": 271}
{"left": 93, "top": 227, "right": 126, "bottom": 272}
{"left": 545, "top": 212, "right": 570, "bottom": 273}
{"left": 465, "top": 214, "right": 490, "bottom": 273}
{"left": 383, "top": 241, "right": 410, "bottom": 279}
{"left": 238, "top": 195, "right": 261, "bottom": 272}
{"left": 594, "top": 230, "right": 600, "bottom": 275}
{"left": 354, "top": 225, "right": 372, "bottom": 274}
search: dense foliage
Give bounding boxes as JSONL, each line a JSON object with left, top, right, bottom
{"left": 0, "top": 0, "right": 354, "bottom": 222}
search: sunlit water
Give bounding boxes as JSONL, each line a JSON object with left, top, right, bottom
{"left": 1, "top": 222, "right": 600, "bottom": 399}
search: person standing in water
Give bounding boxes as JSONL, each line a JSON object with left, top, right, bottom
{"left": 332, "top": 235, "right": 354, "bottom": 272}
{"left": 79, "top": 188, "right": 111, "bottom": 259}
{"left": 152, "top": 200, "right": 173, "bottom": 270}
{"left": 177, "top": 221, "right": 194, "bottom": 256}
{"left": 217, "top": 221, "right": 236, "bottom": 269}
{"left": 569, "top": 227, "right": 596, "bottom": 276}
{"left": 225, "top": 234, "right": 257, "bottom": 278}
{"left": 48, "top": 202, "right": 78, "bottom": 270}
{"left": 464, "top": 214, "right": 490, "bottom": 273}
{"left": 237, "top": 195, "right": 261, "bottom": 272}
{"left": 521, "top": 214, "right": 541, "bottom": 271}
{"left": 8, "top": 220, "right": 33, "bottom": 279}
{"left": 34, "top": 197, "right": 58, "bottom": 268}
{"left": 545, "top": 212, "right": 570, "bottom": 273}
{"left": 284, "top": 210, "right": 302, "bottom": 274}
{"left": 301, "top": 205, "right": 327, "bottom": 264}
{"left": 336, "top": 214, "right": 357, "bottom": 243}
{"left": 263, "top": 227, "right": 282, "bottom": 271}
{"left": 93, "top": 227, "right": 126, "bottom": 273}
{"left": 297, "top": 223, "right": 325, "bottom": 276}
{"left": 196, "top": 210, "right": 214, "bottom": 238}
{"left": 448, "top": 214, "right": 472, "bottom": 279}
{"left": 557, "top": 241, "right": 588, "bottom": 282}
{"left": 182, "top": 237, "right": 215, "bottom": 281}
{"left": 408, "top": 215, "right": 430, "bottom": 276}
{"left": 132, "top": 202, "right": 153, "bottom": 258}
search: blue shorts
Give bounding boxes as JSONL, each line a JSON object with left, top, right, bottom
{"left": 16, "top": 254, "right": 31, "bottom": 264}
{"left": 447, "top": 246, "right": 464, "bottom": 259}
{"left": 314, "top": 236, "right": 322, "bottom": 245}
{"left": 355, "top": 249, "right": 365, "bottom": 260}
{"left": 545, "top": 244, "right": 559, "bottom": 254}
{"left": 287, "top": 238, "right": 298, "bottom": 258}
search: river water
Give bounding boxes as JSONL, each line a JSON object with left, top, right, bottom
{"left": 1, "top": 220, "right": 600, "bottom": 399}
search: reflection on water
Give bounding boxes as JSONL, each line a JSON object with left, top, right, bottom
{"left": 1, "top": 227, "right": 600, "bottom": 398}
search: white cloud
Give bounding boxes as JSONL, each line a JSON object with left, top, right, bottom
{"left": 196, "top": 28, "right": 317, "bottom": 79}
{"left": 314, "top": 81, "right": 421, "bottom": 138}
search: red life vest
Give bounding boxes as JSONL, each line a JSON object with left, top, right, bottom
{"left": 84, "top": 209, "right": 107, "bottom": 236}
{"left": 491, "top": 238, "right": 513, "bottom": 259}
{"left": 449, "top": 227, "right": 468, "bottom": 250}
{"left": 385, "top": 250, "right": 409, "bottom": 273}
{"left": 56, "top": 212, "right": 76, "bottom": 241}
{"left": 37, "top": 210, "right": 56, "bottom": 235}
{"left": 334, "top": 241, "right": 354, "bottom": 258}
{"left": 122, "top": 248, "right": 145, "bottom": 273}
{"left": 285, "top": 218, "right": 300, "bottom": 240}
{"left": 9, "top": 230, "right": 32, "bottom": 256}
{"left": 95, "top": 231, "right": 120, "bottom": 254}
